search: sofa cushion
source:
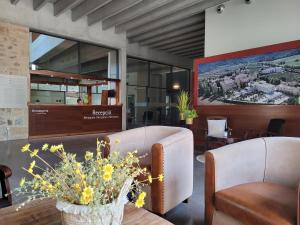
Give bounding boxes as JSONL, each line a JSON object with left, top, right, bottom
{"left": 215, "top": 182, "right": 297, "bottom": 225}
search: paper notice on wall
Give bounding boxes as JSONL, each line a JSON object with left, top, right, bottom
{"left": 0, "top": 74, "right": 28, "bottom": 108}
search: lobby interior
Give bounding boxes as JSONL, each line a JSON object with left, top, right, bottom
{"left": 0, "top": 0, "right": 300, "bottom": 225}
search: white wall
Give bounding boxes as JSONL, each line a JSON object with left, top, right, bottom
{"left": 205, "top": 0, "right": 300, "bottom": 57}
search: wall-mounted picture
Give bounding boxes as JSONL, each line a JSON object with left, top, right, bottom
{"left": 194, "top": 40, "right": 300, "bottom": 105}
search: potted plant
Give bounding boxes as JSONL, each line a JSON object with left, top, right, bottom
{"left": 177, "top": 91, "right": 189, "bottom": 120}
{"left": 184, "top": 108, "right": 198, "bottom": 125}
{"left": 14, "top": 139, "right": 163, "bottom": 225}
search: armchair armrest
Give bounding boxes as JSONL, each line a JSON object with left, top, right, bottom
{"left": 297, "top": 184, "right": 300, "bottom": 225}
{"left": 0, "top": 165, "right": 12, "bottom": 179}
{"left": 151, "top": 129, "right": 193, "bottom": 215}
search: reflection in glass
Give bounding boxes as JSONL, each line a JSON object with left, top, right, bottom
{"left": 30, "top": 32, "right": 118, "bottom": 79}
{"left": 127, "top": 58, "right": 148, "bottom": 86}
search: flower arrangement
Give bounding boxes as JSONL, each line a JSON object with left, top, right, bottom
{"left": 176, "top": 91, "right": 190, "bottom": 120}
{"left": 14, "top": 139, "right": 163, "bottom": 225}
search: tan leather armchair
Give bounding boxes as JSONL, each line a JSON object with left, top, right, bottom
{"left": 104, "top": 126, "right": 194, "bottom": 215}
{"left": 205, "top": 137, "right": 300, "bottom": 225}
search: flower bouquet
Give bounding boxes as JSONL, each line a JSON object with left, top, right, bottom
{"left": 14, "top": 139, "right": 163, "bottom": 225}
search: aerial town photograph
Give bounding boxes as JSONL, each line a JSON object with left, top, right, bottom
{"left": 198, "top": 48, "right": 300, "bottom": 105}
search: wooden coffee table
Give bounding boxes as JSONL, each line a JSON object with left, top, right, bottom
{"left": 0, "top": 199, "right": 173, "bottom": 225}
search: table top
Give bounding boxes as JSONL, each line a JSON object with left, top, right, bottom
{"left": 0, "top": 199, "right": 173, "bottom": 225}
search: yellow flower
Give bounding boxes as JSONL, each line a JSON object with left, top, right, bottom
{"left": 103, "top": 164, "right": 114, "bottom": 174}
{"left": 21, "top": 144, "right": 30, "bottom": 152}
{"left": 115, "top": 138, "right": 121, "bottom": 144}
{"left": 103, "top": 172, "right": 112, "bottom": 182}
{"left": 75, "top": 169, "right": 81, "bottom": 175}
{"left": 19, "top": 177, "right": 26, "bottom": 187}
{"left": 42, "top": 144, "right": 49, "bottom": 151}
{"left": 50, "top": 145, "right": 59, "bottom": 153}
{"left": 28, "top": 160, "right": 36, "bottom": 173}
{"left": 158, "top": 174, "right": 164, "bottom": 182}
{"left": 73, "top": 183, "right": 81, "bottom": 193}
{"left": 74, "top": 162, "right": 81, "bottom": 169}
{"left": 30, "top": 149, "right": 39, "bottom": 158}
{"left": 47, "top": 184, "right": 55, "bottom": 193}
{"left": 85, "top": 151, "right": 94, "bottom": 161}
{"left": 138, "top": 192, "right": 146, "bottom": 200}
{"left": 80, "top": 186, "right": 94, "bottom": 205}
{"left": 135, "top": 198, "right": 144, "bottom": 208}
{"left": 148, "top": 175, "right": 153, "bottom": 184}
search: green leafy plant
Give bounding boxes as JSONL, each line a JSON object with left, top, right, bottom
{"left": 184, "top": 108, "right": 198, "bottom": 119}
{"left": 177, "top": 91, "right": 189, "bottom": 113}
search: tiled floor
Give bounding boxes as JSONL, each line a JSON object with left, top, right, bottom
{"left": 0, "top": 134, "right": 205, "bottom": 225}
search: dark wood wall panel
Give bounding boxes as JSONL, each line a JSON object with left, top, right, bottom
{"left": 191, "top": 105, "right": 300, "bottom": 147}
{"left": 29, "top": 105, "right": 122, "bottom": 137}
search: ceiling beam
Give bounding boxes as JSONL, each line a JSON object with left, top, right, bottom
{"left": 140, "top": 25, "right": 204, "bottom": 45}
{"left": 102, "top": 0, "right": 173, "bottom": 30}
{"left": 116, "top": 0, "right": 203, "bottom": 33}
{"left": 54, "top": 0, "right": 84, "bottom": 16}
{"left": 147, "top": 30, "right": 204, "bottom": 48}
{"left": 10, "top": 0, "right": 20, "bottom": 5}
{"left": 88, "top": 0, "right": 143, "bottom": 26}
{"left": 172, "top": 46, "right": 205, "bottom": 55}
{"left": 187, "top": 54, "right": 204, "bottom": 59}
{"left": 180, "top": 50, "right": 204, "bottom": 56}
{"left": 116, "top": 0, "right": 228, "bottom": 34}
{"left": 157, "top": 37, "right": 204, "bottom": 51}
{"left": 71, "top": 0, "right": 112, "bottom": 21}
{"left": 33, "top": 0, "right": 49, "bottom": 10}
{"left": 128, "top": 14, "right": 203, "bottom": 40}
{"left": 167, "top": 42, "right": 204, "bottom": 52}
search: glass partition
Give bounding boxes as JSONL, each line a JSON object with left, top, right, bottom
{"left": 30, "top": 32, "right": 118, "bottom": 79}
{"left": 29, "top": 32, "right": 120, "bottom": 105}
{"left": 126, "top": 57, "right": 190, "bottom": 128}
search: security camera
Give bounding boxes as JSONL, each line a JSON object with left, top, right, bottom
{"left": 216, "top": 4, "right": 225, "bottom": 14}
{"left": 245, "top": 0, "right": 253, "bottom": 4}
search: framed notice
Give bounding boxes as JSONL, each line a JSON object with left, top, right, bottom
{"left": 0, "top": 74, "right": 28, "bottom": 108}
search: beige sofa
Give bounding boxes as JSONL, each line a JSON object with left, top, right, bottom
{"left": 205, "top": 137, "right": 300, "bottom": 225}
{"left": 104, "top": 126, "right": 194, "bottom": 215}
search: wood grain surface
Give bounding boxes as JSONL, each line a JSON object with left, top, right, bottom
{"left": 0, "top": 199, "right": 173, "bottom": 225}
{"left": 192, "top": 105, "right": 300, "bottom": 147}
{"left": 29, "top": 104, "right": 122, "bottom": 137}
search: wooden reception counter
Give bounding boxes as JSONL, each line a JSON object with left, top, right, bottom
{"left": 29, "top": 104, "right": 122, "bottom": 138}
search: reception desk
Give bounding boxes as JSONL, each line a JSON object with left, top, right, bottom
{"left": 29, "top": 104, "right": 122, "bottom": 138}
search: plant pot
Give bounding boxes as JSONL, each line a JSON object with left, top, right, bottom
{"left": 185, "top": 118, "right": 193, "bottom": 125}
{"left": 56, "top": 179, "right": 132, "bottom": 225}
{"left": 179, "top": 112, "right": 185, "bottom": 120}
{"left": 56, "top": 199, "right": 126, "bottom": 225}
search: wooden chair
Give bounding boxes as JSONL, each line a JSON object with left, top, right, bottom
{"left": 0, "top": 165, "right": 12, "bottom": 208}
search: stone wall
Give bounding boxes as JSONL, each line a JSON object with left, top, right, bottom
{"left": 0, "top": 21, "right": 29, "bottom": 141}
